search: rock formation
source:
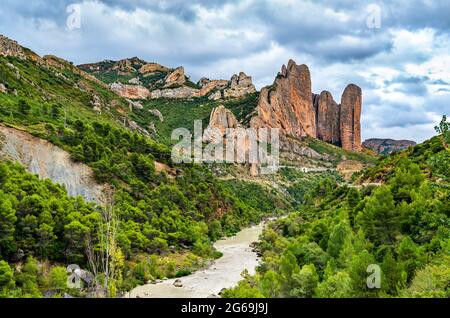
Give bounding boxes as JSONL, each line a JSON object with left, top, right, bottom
{"left": 139, "top": 63, "right": 169, "bottom": 76}
{"left": 249, "top": 60, "right": 362, "bottom": 152}
{"left": 250, "top": 60, "right": 316, "bottom": 139}
{"left": 203, "top": 105, "right": 239, "bottom": 142}
{"left": 362, "top": 138, "right": 416, "bottom": 155}
{"left": 163, "top": 66, "right": 186, "bottom": 87}
{"left": 340, "top": 84, "right": 362, "bottom": 152}
{"left": 0, "top": 35, "right": 27, "bottom": 59}
{"left": 150, "top": 86, "right": 199, "bottom": 99}
{"left": 110, "top": 82, "right": 150, "bottom": 99}
{"left": 314, "top": 91, "right": 340, "bottom": 145}
{"left": 223, "top": 72, "right": 256, "bottom": 98}
{"left": 0, "top": 126, "right": 106, "bottom": 203}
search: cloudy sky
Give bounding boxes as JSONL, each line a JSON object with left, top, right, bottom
{"left": 1, "top": 0, "right": 449, "bottom": 142}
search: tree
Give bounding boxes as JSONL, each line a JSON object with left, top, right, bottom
{"left": 259, "top": 270, "right": 281, "bottom": 298}
{"left": 0, "top": 192, "right": 17, "bottom": 258}
{"left": 389, "top": 159, "right": 425, "bottom": 203}
{"left": 0, "top": 260, "right": 14, "bottom": 289}
{"left": 51, "top": 104, "right": 61, "bottom": 119}
{"left": 356, "top": 186, "right": 399, "bottom": 245}
{"left": 15, "top": 257, "right": 41, "bottom": 297}
{"left": 327, "top": 223, "right": 350, "bottom": 259}
{"left": 49, "top": 266, "right": 68, "bottom": 292}
{"left": 315, "top": 271, "right": 353, "bottom": 298}
{"left": 290, "top": 264, "right": 319, "bottom": 298}
{"left": 434, "top": 115, "right": 450, "bottom": 146}
{"left": 18, "top": 99, "right": 31, "bottom": 115}
{"left": 381, "top": 251, "right": 406, "bottom": 296}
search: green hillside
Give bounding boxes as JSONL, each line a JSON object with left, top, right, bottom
{"left": 0, "top": 50, "right": 291, "bottom": 297}
{"left": 223, "top": 117, "right": 450, "bottom": 298}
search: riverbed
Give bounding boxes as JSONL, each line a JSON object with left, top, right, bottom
{"left": 126, "top": 222, "right": 264, "bottom": 298}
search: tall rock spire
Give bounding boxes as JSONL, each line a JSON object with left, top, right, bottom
{"left": 340, "top": 84, "right": 362, "bottom": 152}
{"left": 250, "top": 60, "right": 316, "bottom": 138}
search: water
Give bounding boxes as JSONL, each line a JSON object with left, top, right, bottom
{"left": 126, "top": 222, "right": 264, "bottom": 298}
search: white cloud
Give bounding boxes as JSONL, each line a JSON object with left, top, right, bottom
{"left": 0, "top": 0, "right": 449, "bottom": 142}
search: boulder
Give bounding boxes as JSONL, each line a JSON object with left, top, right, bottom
{"left": 0, "top": 83, "right": 7, "bottom": 93}
{"left": 148, "top": 109, "right": 164, "bottom": 122}
{"left": 173, "top": 279, "right": 183, "bottom": 287}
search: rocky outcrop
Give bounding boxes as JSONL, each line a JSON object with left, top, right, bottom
{"left": 223, "top": 72, "right": 256, "bottom": 98}
{"left": 0, "top": 35, "right": 26, "bottom": 59}
{"left": 203, "top": 105, "right": 239, "bottom": 142}
{"left": 340, "top": 84, "right": 362, "bottom": 152}
{"left": 110, "top": 82, "right": 150, "bottom": 99}
{"left": 249, "top": 60, "right": 362, "bottom": 152}
{"left": 139, "top": 63, "right": 169, "bottom": 76}
{"left": 0, "top": 126, "right": 106, "bottom": 203}
{"left": 198, "top": 79, "right": 229, "bottom": 97}
{"left": 314, "top": 91, "right": 340, "bottom": 145}
{"left": 250, "top": 60, "right": 316, "bottom": 139}
{"left": 43, "top": 55, "right": 109, "bottom": 89}
{"left": 362, "top": 138, "right": 416, "bottom": 155}
{"left": 148, "top": 109, "right": 164, "bottom": 122}
{"left": 150, "top": 86, "right": 199, "bottom": 99}
{"left": 163, "top": 66, "right": 186, "bottom": 88}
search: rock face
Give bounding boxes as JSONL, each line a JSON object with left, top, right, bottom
{"left": 314, "top": 91, "right": 340, "bottom": 145}
{"left": 203, "top": 105, "right": 239, "bottom": 142}
{"left": 163, "top": 66, "right": 186, "bottom": 87}
{"left": 0, "top": 35, "right": 26, "bottom": 58}
{"left": 362, "top": 138, "right": 416, "bottom": 155}
{"left": 249, "top": 60, "right": 362, "bottom": 152}
{"left": 150, "top": 86, "right": 199, "bottom": 99}
{"left": 0, "top": 126, "right": 106, "bottom": 203}
{"left": 139, "top": 63, "right": 169, "bottom": 76}
{"left": 223, "top": 72, "right": 256, "bottom": 98}
{"left": 110, "top": 82, "right": 150, "bottom": 99}
{"left": 340, "top": 84, "right": 362, "bottom": 152}
{"left": 250, "top": 60, "right": 316, "bottom": 139}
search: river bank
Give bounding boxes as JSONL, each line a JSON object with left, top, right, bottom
{"left": 125, "top": 222, "right": 265, "bottom": 298}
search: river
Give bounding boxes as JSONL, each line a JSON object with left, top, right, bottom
{"left": 126, "top": 222, "right": 264, "bottom": 298}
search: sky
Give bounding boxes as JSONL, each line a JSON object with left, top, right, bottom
{"left": 1, "top": 0, "right": 449, "bottom": 142}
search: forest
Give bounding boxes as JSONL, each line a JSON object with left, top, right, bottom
{"left": 223, "top": 117, "right": 450, "bottom": 298}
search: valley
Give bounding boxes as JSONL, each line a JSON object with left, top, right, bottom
{"left": 0, "top": 33, "right": 448, "bottom": 299}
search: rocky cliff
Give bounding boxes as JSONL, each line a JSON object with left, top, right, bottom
{"left": 362, "top": 138, "right": 416, "bottom": 154}
{"left": 0, "top": 126, "right": 106, "bottom": 203}
{"left": 314, "top": 91, "right": 340, "bottom": 145}
{"left": 250, "top": 60, "right": 316, "bottom": 139}
{"left": 249, "top": 60, "right": 362, "bottom": 152}
{"left": 340, "top": 84, "right": 362, "bottom": 152}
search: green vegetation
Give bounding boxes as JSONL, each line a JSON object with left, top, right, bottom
{"left": 223, "top": 117, "right": 450, "bottom": 298}
{"left": 0, "top": 55, "right": 285, "bottom": 297}
{"left": 306, "top": 137, "right": 377, "bottom": 165}
{"left": 130, "top": 93, "right": 259, "bottom": 145}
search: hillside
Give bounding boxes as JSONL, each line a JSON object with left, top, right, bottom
{"left": 363, "top": 138, "right": 416, "bottom": 155}
{"left": 0, "top": 35, "right": 292, "bottom": 297}
{"left": 0, "top": 34, "right": 377, "bottom": 298}
{"left": 223, "top": 116, "right": 450, "bottom": 298}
